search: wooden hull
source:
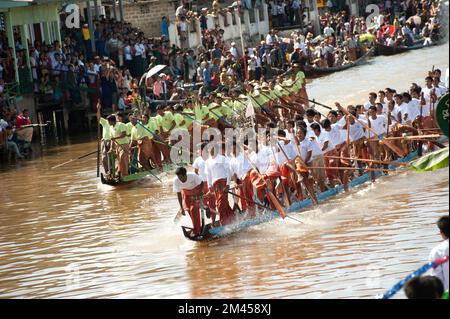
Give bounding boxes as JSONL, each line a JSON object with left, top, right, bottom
{"left": 181, "top": 138, "right": 447, "bottom": 242}
{"left": 101, "top": 163, "right": 176, "bottom": 185}
{"left": 374, "top": 40, "right": 441, "bottom": 56}
{"left": 305, "top": 48, "right": 374, "bottom": 77}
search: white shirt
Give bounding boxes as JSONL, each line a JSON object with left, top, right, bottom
{"left": 255, "top": 145, "right": 273, "bottom": 174}
{"left": 323, "top": 26, "right": 334, "bottom": 37}
{"left": 429, "top": 239, "right": 449, "bottom": 291}
{"left": 379, "top": 102, "right": 388, "bottom": 114}
{"left": 275, "top": 142, "right": 297, "bottom": 165}
{"left": 230, "top": 47, "right": 238, "bottom": 59}
{"left": 266, "top": 34, "right": 273, "bottom": 45}
{"left": 434, "top": 85, "right": 446, "bottom": 98}
{"left": 309, "top": 138, "right": 323, "bottom": 159}
{"left": 367, "top": 115, "right": 386, "bottom": 136}
{"left": 285, "top": 130, "right": 295, "bottom": 142}
{"left": 134, "top": 43, "right": 144, "bottom": 56}
{"left": 391, "top": 105, "right": 401, "bottom": 121}
{"left": 192, "top": 157, "right": 208, "bottom": 182}
{"left": 205, "top": 155, "right": 232, "bottom": 187}
{"left": 173, "top": 173, "right": 202, "bottom": 193}
{"left": 364, "top": 101, "right": 375, "bottom": 111}
{"left": 317, "top": 131, "right": 335, "bottom": 153}
{"left": 328, "top": 125, "right": 344, "bottom": 147}
{"left": 124, "top": 45, "right": 132, "bottom": 60}
{"left": 349, "top": 122, "right": 366, "bottom": 142}
{"left": 422, "top": 86, "right": 434, "bottom": 116}
{"left": 405, "top": 99, "right": 421, "bottom": 123}
{"left": 230, "top": 153, "right": 252, "bottom": 179}
{"left": 298, "top": 139, "right": 313, "bottom": 163}
{"left": 397, "top": 102, "right": 410, "bottom": 123}
{"left": 304, "top": 119, "right": 321, "bottom": 130}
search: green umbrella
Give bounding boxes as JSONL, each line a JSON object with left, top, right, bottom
{"left": 410, "top": 147, "right": 449, "bottom": 172}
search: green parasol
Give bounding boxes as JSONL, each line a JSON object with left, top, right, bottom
{"left": 410, "top": 147, "right": 449, "bottom": 172}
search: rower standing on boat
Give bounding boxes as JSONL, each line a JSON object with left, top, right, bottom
{"left": 154, "top": 106, "right": 176, "bottom": 165}
{"left": 205, "top": 145, "right": 235, "bottom": 226}
{"left": 110, "top": 114, "right": 130, "bottom": 178}
{"left": 230, "top": 141, "right": 256, "bottom": 216}
{"left": 421, "top": 76, "right": 438, "bottom": 128}
{"left": 129, "top": 114, "right": 155, "bottom": 170}
{"left": 294, "top": 125, "right": 319, "bottom": 204}
{"left": 192, "top": 142, "right": 217, "bottom": 225}
{"left": 96, "top": 102, "right": 113, "bottom": 176}
{"left": 173, "top": 167, "right": 204, "bottom": 237}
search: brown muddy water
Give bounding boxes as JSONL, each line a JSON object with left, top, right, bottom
{"left": 0, "top": 41, "right": 448, "bottom": 299}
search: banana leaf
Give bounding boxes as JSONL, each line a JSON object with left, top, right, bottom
{"left": 410, "top": 147, "right": 449, "bottom": 172}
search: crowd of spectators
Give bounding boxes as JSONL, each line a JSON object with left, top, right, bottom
{"left": 0, "top": 0, "right": 443, "bottom": 126}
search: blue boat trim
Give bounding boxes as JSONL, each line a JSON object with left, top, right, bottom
{"left": 208, "top": 150, "right": 419, "bottom": 238}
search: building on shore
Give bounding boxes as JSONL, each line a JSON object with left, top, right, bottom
{"left": 168, "top": 2, "right": 270, "bottom": 52}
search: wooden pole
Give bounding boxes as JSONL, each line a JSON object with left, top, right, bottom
{"left": 324, "top": 155, "right": 409, "bottom": 166}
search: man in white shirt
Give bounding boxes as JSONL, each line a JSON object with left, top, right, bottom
{"left": 393, "top": 93, "right": 408, "bottom": 123}
{"left": 364, "top": 92, "right": 378, "bottom": 111}
{"left": 428, "top": 216, "right": 449, "bottom": 291}
{"left": 433, "top": 76, "right": 447, "bottom": 98}
{"left": 230, "top": 42, "right": 239, "bottom": 59}
{"left": 266, "top": 30, "right": 274, "bottom": 47}
{"left": 400, "top": 92, "right": 419, "bottom": 125}
{"left": 193, "top": 142, "right": 217, "bottom": 224}
{"left": 230, "top": 144, "right": 255, "bottom": 214}
{"left": 377, "top": 90, "right": 388, "bottom": 114}
{"left": 375, "top": 103, "right": 389, "bottom": 135}
{"left": 323, "top": 24, "right": 335, "bottom": 38}
{"left": 173, "top": 167, "right": 204, "bottom": 236}
{"left": 343, "top": 110, "right": 368, "bottom": 158}
{"left": 273, "top": 130, "right": 299, "bottom": 202}
{"left": 295, "top": 125, "right": 319, "bottom": 204}
{"left": 205, "top": 146, "right": 235, "bottom": 226}
{"left": 367, "top": 106, "right": 386, "bottom": 159}
{"left": 316, "top": 119, "right": 341, "bottom": 185}
{"left": 309, "top": 123, "right": 328, "bottom": 192}
{"left": 421, "top": 76, "right": 437, "bottom": 118}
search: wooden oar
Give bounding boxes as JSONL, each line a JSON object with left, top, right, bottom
{"left": 227, "top": 191, "right": 304, "bottom": 224}
{"left": 338, "top": 105, "right": 406, "bottom": 158}
{"left": 383, "top": 134, "right": 441, "bottom": 140}
{"left": 290, "top": 137, "right": 319, "bottom": 205}
{"left": 259, "top": 91, "right": 303, "bottom": 114}
{"left": 51, "top": 150, "right": 97, "bottom": 169}
{"left": 269, "top": 143, "right": 292, "bottom": 208}
{"left": 307, "top": 166, "right": 398, "bottom": 172}
{"left": 324, "top": 155, "right": 409, "bottom": 166}
{"left": 96, "top": 120, "right": 101, "bottom": 178}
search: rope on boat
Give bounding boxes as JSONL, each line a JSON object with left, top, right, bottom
{"left": 376, "top": 255, "right": 449, "bottom": 299}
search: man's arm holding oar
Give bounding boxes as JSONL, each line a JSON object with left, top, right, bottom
{"left": 335, "top": 102, "right": 407, "bottom": 158}
{"left": 240, "top": 145, "right": 288, "bottom": 220}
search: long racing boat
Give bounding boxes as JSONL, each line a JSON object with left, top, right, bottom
{"left": 181, "top": 137, "right": 448, "bottom": 241}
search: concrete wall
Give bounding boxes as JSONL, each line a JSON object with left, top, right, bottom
{"left": 121, "top": 0, "right": 177, "bottom": 37}
{"left": 168, "top": 4, "right": 270, "bottom": 51}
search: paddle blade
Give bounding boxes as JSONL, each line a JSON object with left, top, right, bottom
{"left": 381, "top": 140, "right": 408, "bottom": 158}
{"left": 268, "top": 192, "right": 287, "bottom": 219}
